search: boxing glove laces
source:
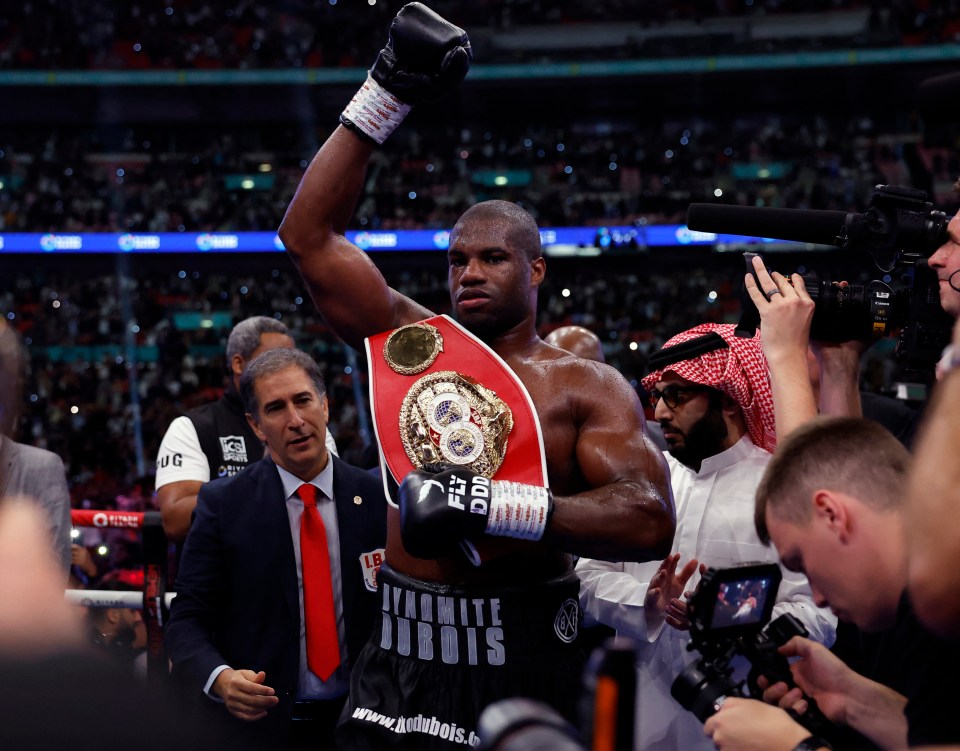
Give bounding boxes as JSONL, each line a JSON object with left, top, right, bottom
{"left": 398, "top": 467, "right": 552, "bottom": 559}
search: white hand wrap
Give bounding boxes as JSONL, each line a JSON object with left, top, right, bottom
{"left": 485, "top": 481, "right": 551, "bottom": 541}
{"left": 341, "top": 75, "right": 412, "bottom": 145}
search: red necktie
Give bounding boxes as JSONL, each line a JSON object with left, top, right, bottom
{"left": 298, "top": 483, "right": 340, "bottom": 680}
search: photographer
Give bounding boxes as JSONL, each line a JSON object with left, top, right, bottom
{"left": 927, "top": 214, "right": 960, "bottom": 321}
{"left": 703, "top": 417, "right": 960, "bottom": 751}
{"left": 577, "top": 322, "right": 835, "bottom": 751}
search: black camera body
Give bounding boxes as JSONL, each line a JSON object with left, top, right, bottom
{"left": 730, "top": 185, "right": 953, "bottom": 382}
{"left": 671, "top": 563, "right": 835, "bottom": 741}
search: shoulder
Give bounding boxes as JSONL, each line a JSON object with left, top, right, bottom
{"left": 160, "top": 415, "right": 200, "bottom": 443}
{"left": 185, "top": 398, "right": 224, "bottom": 419}
{"left": 534, "top": 345, "right": 633, "bottom": 388}
{"left": 5, "top": 441, "right": 63, "bottom": 469}
{"left": 333, "top": 457, "right": 381, "bottom": 487}
{"left": 332, "top": 457, "right": 386, "bottom": 502}
{"left": 742, "top": 440, "right": 774, "bottom": 469}
{"left": 202, "top": 457, "right": 273, "bottom": 497}
{"left": 182, "top": 396, "right": 239, "bottom": 427}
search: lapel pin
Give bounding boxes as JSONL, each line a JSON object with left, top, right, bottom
{"left": 353, "top": 496, "right": 362, "bottom": 505}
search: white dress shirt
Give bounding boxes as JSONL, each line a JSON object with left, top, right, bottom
{"left": 576, "top": 434, "right": 836, "bottom": 751}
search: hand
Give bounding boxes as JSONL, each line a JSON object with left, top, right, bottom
{"left": 371, "top": 3, "right": 472, "bottom": 105}
{"left": 768, "top": 636, "right": 852, "bottom": 724}
{"left": 212, "top": 668, "right": 279, "bottom": 722}
{"left": 71, "top": 544, "right": 98, "bottom": 577}
{"left": 645, "top": 553, "right": 699, "bottom": 631}
{"left": 340, "top": 3, "right": 472, "bottom": 144}
{"left": 398, "top": 467, "right": 552, "bottom": 559}
{"left": 704, "top": 698, "right": 812, "bottom": 751}
{"left": 745, "top": 254, "right": 815, "bottom": 365}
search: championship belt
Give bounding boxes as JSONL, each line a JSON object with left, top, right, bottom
{"left": 365, "top": 315, "right": 549, "bottom": 508}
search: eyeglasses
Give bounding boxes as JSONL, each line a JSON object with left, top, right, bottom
{"left": 647, "top": 384, "right": 712, "bottom": 410}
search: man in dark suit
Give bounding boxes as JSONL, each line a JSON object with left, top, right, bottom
{"left": 164, "top": 348, "right": 387, "bottom": 751}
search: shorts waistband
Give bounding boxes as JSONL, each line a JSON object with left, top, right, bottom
{"left": 374, "top": 564, "right": 581, "bottom": 667}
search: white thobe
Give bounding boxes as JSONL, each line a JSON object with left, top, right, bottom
{"left": 577, "top": 434, "right": 836, "bottom": 751}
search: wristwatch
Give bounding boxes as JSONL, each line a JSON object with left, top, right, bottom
{"left": 792, "top": 736, "right": 832, "bottom": 751}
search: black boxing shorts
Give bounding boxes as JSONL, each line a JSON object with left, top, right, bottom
{"left": 333, "top": 563, "right": 584, "bottom": 750}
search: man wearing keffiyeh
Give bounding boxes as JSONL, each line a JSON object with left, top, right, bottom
{"left": 577, "top": 322, "right": 836, "bottom": 751}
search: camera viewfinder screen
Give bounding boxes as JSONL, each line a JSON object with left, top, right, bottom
{"left": 710, "top": 575, "right": 774, "bottom": 629}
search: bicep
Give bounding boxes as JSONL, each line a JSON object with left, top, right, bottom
{"left": 294, "top": 235, "right": 432, "bottom": 350}
{"left": 545, "top": 369, "right": 674, "bottom": 560}
{"left": 157, "top": 480, "right": 203, "bottom": 511}
{"left": 575, "top": 374, "right": 669, "bottom": 492}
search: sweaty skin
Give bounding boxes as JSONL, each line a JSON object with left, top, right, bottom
{"left": 280, "top": 126, "right": 674, "bottom": 585}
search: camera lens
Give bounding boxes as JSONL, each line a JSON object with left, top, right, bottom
{"left": 670, "top": 663, "right": 736, "bottom": 723}
{"left": 478, "top": 698, "right": 585, "bottom": 751}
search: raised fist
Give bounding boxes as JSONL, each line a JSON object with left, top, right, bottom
{"left": 371, "top": 3, "right": 472, "bottom": 105}
{"left": 340, "top": 3, "right": 471, "bottom": 144}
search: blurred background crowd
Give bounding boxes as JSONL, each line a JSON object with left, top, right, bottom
{"left": 2, "top": 0, "right": 958, "bottom": 70}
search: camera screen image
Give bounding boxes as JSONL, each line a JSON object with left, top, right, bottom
{"left": 708, "top": 575, "right": 775, "bottom": 629}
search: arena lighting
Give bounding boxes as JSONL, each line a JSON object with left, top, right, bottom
{"left": 0, "top": 227, "right": 805, "bottom": 254}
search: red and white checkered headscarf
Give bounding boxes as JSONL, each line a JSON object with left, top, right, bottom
{"left": 641, "top": 323, "right": 776, "bottom": 453}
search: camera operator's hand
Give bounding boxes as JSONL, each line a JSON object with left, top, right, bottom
{"left": 703, "top": 697, "right": 813, "bottom": 751}
{"left": 645, "top": 553, "right": 698, "bottom": 632}
{"left": 762, "top": 636, "right": 909, "bottom": 750}
{"left": 745, "top": 254, "right": 815, "bottom": 358}
{"left": 761, "top": 636, "right": 851, "bottom": 724}
{"left": 745, "top": 254, "right": 818, "bottom": 438}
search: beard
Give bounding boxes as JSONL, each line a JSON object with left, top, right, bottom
{"left": 664, "top": 406, "right": 729, "bottom": 469}
{"left": 111, "top": 624, "right": 137, "bottom": 650}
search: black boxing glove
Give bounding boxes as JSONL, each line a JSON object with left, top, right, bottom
{"left": 340, "top": 2, "right": 471, "bottom": 144}
{"left": 398, "top": 467, "right": 552, "bottom": 560}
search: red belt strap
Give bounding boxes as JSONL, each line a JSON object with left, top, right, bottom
{"left": 365, "top": 315, "right": 548, "bottom": 505}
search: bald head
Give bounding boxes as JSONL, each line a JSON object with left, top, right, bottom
{"left": 544, "top": 325, "right": 605, "bottom": 363}
{"left": 453, "top": 200, "right": 542, "bottom": 262}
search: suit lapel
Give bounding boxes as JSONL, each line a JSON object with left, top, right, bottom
{"left": 252, "top": 457, "right": 301, "bottom": 623}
